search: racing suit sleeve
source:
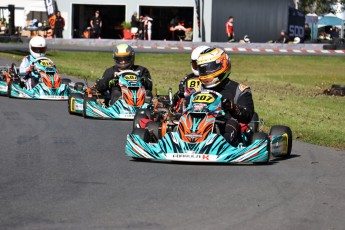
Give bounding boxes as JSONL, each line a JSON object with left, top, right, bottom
{"left": 229, "top": 87, "right": 254, "bottom": 124}
{"left": 95, "top": 67, "right": 116, "bottom": 93}
{"left": 19, "top": 56, "right": 32, "bottom": 77}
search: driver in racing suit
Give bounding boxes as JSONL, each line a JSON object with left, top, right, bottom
{"left": 95, "top": 44, "right": 152, "bottom": 105}
{"left": 195, "top": 47, "right": 254, "bottom": 146}
{"left": 19, "top": 36, "right": 48, "bottom": 89}
{"left": 172, "top": 45, "right": 210, "bottom": 112}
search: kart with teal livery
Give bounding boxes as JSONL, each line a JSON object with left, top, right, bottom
{"left": 0, "top": 63, "right": 21, "bottom": 96}
{"left": 68, "top": 70, "right": 151, "bottom": 119}
{"left": 126, "top": 89, "right": 292, "bottom": 164}
{"left": 6, "top": 57, "right": 84, "bottom": 100}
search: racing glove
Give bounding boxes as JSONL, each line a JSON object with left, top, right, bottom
{"left": 109, "top": 78, "right": 119, "bottom": 89}
{"left": 184, "top": 88, "right": 196, "bottom": 98}
{"left": 222, "top": 98, "right": 238, "bottom": 116}
{"left": 178, "top": 83, "right": 185, "bottom": 97}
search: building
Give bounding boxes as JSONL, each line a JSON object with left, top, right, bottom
{"left": 1, "top": 0, "right": 296, "bottom": 42}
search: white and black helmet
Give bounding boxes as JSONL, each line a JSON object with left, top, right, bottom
{"left": 190, "top": 45, "right": 210, "bottom": 76}
{"left": 29, "top": 36, "right": 47, "bottom": 59}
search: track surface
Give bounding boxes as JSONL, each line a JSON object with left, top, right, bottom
{"left": 1, "top": 57, "right": 345, "bottom": 230}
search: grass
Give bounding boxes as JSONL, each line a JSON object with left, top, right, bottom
{"left": 1, "top": 51, "right": 344, "bottom": 149}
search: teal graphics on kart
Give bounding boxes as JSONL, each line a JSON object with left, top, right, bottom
{"left": 6, "top": 57, "right": 83, "bottom": 100}
{"left": 68, "top": 70, "right": 150, "bottom": 120}
{"left": 0, "top": 63, "right": 21, "bottom": 96}
{"left": 126, "top": 90, "right": 292, "bottom": 164}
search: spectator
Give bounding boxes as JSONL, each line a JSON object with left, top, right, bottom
{"left": 225, "top": 16, "right": 235, "bottom": 42}
{"left": 145, "top": 16, "right": 153, "bottom": 41}
{"left": 54, "top": 11, "right": 65, "bottom": 38}
{"left": 276, "top": 30, "right": 289, "bottom": 43}
{"left": 138, "top": 16, "right": 145, "bottom": 40}
{"left": 131, "top": 11, "right": 139, "bottom": 39}
{"left": 90, "top": 10, "right": 102, "bottom": 39}
{"left": 170, "top": 20, "right": 192, "bottom": 41}
{"left": 304, "top": 23, "right": 311, "bottom": 42}
{"left": 331, "top": 26, "right": 340, "bottom": 39}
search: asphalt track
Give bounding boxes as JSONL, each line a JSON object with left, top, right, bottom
{"left": 1, "top": 57, "right": 345, "bottom": 230}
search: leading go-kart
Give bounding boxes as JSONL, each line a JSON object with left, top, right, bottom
{"left": 68, "top": 70, "right": 151, "bottom": 119}
{"left": 5, "top": 57, "right": 84, "bottom": 100}
{"left": 126, "top": 89, "right": 292, "bottom": 164}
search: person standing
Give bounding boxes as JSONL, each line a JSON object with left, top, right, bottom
{"left": 146, "top": 16, "right": 153, "bottom": 41}
{"left": 225, "top": 16, "right": 235, "bottom": 42}
{"left": 304, "top": 23, "right": 311, "bottom": 42}
{"left": 131, "top": 12, "right": 139, "bottom": 39}
{"left": 90, "top": 10, "right": 102, "bottom": 39}
{"left": 54, "top": 11, "right": 65, "bottom": 38}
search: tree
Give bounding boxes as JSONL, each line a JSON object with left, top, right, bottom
{"left": 298, "top": 0, "right": 345, "bottom": 15}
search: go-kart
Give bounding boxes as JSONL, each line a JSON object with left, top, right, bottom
{"left": 6, "top": 57, "right": 84, "bottom": 100}
{"left": 68, "top": 70, "right": 151, "bottom": 119}
{"left": 0, "top": 63, "right": 21, "bottom": 96}
{"left": 126, "top": 89, "right": 292, "bottom": 164}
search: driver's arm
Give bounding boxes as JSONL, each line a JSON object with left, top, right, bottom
{"left": 95, "top": 67, "right": 115, "bottom": 93}
{"left": 140, "top": 67, "right": 152, "bottom": 91}
{"left": 19, "top": 56, "right": 33, "bottom": 76}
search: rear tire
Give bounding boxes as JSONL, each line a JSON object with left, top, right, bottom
{"left": 269, "top": 125, "right": 292, "bottom": 158}
{"left": 74, "top": 82, "right": 85, "bottom": 91}
{"left": 248, "top": 112, "right": 259, "bottom": 132}
{"left": 61, "top": 78, "right": 72, "bottom": 85}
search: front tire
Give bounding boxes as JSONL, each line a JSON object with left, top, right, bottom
{"left": 68, "top": 93, "right": 83, "bottom": 115}
{"left": 269, "top": 125, "right": 292, "bottom": 158}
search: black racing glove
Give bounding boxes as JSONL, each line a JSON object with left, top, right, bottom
{"left": 222, "top": 98, "right": 237, "bottom": 116}
{"left": 178, "top": 83, "right": 185, "bottom": 97}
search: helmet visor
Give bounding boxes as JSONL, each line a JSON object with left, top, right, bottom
{"left": 31, "top": 46, "right": 47, "bottom": 54}
{"left": 114, "top": 56, "right": 132, "bottom": 65}
{"left": 198, "top": 60, "right": 223, "bottom": 76}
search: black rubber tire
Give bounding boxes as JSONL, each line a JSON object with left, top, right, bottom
{"left": 61, "top": 78, "right": 72, "bottom": 85}
{"left": 132, "top": 128, "right": 151, "bottom": 143}
{"left": 335, "top": 43, "right": 345, "bottom": 50}
{"left": 83, "top": 96, "right": 96, "bottom": 118}
{"left": 68, "top": 93, "right": 83, "bottom": 114}
{"left": 146, "top": 121, "right": 162, "bottom": 142}
{"left": 269, "top": 125, "right": 292, "bottom": 158}
{"left": 74, "top": 82, "right": 85, "bottom": 91}
{"left": 248, "top": 112, "right": 259, "bottom": 133}
{"left": 133, "top": 108, "right": 153, "bottom": 130}
{"left": 323, "top": 44, "right": 337, "bottom": 50}
{"left": 252, "top": 132, "right": 270, "bottom": 164}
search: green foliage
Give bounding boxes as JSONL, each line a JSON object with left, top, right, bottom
{"left": 1, "top": 51, "right": 344, "bottom": 149}
{"left": 121, "top": 21, "right": 131, "bottom": 30}
{"left": 298, "top": 0, "right": 345, "bottom": 14}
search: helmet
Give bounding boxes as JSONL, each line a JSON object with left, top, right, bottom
{"left": 190, "top": 45, "right": 210, "bottom": 76}
{"left": 244, "top": 35, "right": 250, "bottom": 43}
{"left": 113, "top": 44, "right": 135, "bottom": 69}
{"left": 29, "top": 36, "right": 47, "bottom": 59}
{"left": 197, "top": 47, "right": 231, "bottom": 88}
